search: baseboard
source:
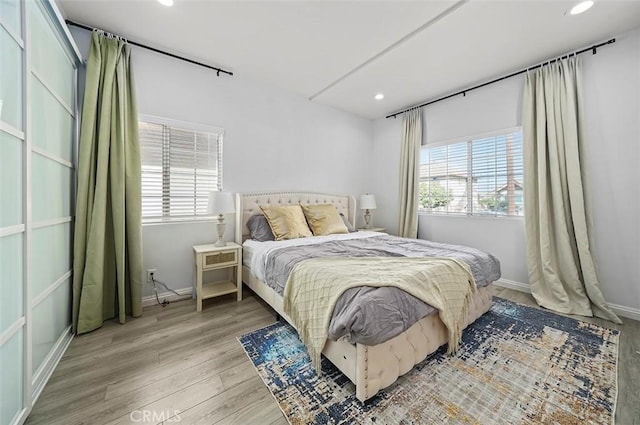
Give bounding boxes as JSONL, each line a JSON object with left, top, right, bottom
{"left": 32, "top": 326, "right": 74, "bottom": 404}
{"left": 495, "top": 279, "right": 640, "bottom": 322}
{"left": 495, "top": 278, "right": 531, "bottom": 293}
{"left": 608, "top": 303, "right": 640, "bottom": 322}
{"left": 142, "top": 287, "right": 193, "bottom": 308}
{"left": 13, "top": 408, "right": 28, "bottom": 425}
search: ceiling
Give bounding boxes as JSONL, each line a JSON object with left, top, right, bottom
{"left": 58, "top": 0, "right": 640, "bottom": 120}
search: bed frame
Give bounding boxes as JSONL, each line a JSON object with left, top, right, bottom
{"left": 234, "top": 191, "right": 494, "bottom": 402}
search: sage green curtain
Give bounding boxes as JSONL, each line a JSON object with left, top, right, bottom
{"left": 523, "top": 57, "right": 621, "bottom": 324}
{"left": 72, "top": 32, "right": 143, "bottom": 334}
{"left": 398, "top": 109, "right": 422, "bottom": 238}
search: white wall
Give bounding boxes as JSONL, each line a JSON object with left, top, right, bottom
{"left": 372, "top": 28, "right": 640, "bottom": 313}
{"left": 581, "top": 29, "right": 640, "bottom": 314}
{"left": 70, "top": 28, "right": 374, "bottom": 297}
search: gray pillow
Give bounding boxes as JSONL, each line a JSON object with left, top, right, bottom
{"left": 340, "top": 213, "right": 356, "bottom": 232}
{"left": 247, "top": 214, "right": 275, "bottom": 241}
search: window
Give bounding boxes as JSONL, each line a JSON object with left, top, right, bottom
{"left": 139, "top": 116, "right": 223, "bottom": 222}
{"left": 419, "top": 128, "right": 523, "bottom": 216}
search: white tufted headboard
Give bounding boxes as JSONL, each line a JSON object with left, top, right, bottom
{"left": 235, "top": 192, "right": 357, "bottom": 243}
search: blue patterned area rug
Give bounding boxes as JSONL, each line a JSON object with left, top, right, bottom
{"left": 239, "top": 297, "right": 619, "bottom": 425}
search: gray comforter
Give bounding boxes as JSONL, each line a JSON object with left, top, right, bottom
{"left": 263, "top": 235, "right": 501, "bottom": 345}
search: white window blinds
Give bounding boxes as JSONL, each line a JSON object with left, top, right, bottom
{"left": 419, "top": 128, "right": 523, "bottom": 216}
{"left": 139, "top": 117, "right": 223, "bottom": 222}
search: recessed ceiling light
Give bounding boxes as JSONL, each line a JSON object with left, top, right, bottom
{"left": 569, "top": 1, "right": 594, "bottom": 15}
{"left": 375, "top": 93, "right": 385, "bottom": 100}
{"left": 157, "top": 0, "right": 174, "bottom": 6}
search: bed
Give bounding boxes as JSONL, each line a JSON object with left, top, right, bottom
{"left": 235, "top": 191, "right": 498, "bottom": 402}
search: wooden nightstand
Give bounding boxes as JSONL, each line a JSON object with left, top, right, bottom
{"left": 358, "top": 227, "right": 387, "bottom": 233}
{"left": 193, "top": 242, "right": 242, "bottom": 312}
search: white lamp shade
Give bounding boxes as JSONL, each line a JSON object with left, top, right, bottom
{"left": 207, "top": 191, "right": 235, "bottom": 215}
{"left": 360, "top": 194, "right": 377, "bottom": 210}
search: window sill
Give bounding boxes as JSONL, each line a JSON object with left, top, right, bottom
{"left": 418, "top": 212, "right": 525, "bottom": 221}
{"left": 142, "top": 217, "right": 219, "bottom": 226}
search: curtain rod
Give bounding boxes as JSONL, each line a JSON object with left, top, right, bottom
{"left": 65, "top": 20, "right": 233, "bottom": 77}
{"left": 385, "top": 38, "right": 615, "bottom": 119}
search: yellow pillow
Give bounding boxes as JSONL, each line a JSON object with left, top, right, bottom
{"left": 301, "top": 204, "right": 349, "bottom": 236}
{"left": 259, "top": 205, "right": 313, "bottom": 241}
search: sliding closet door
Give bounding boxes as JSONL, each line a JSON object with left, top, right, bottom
{"left": 0, "top": 1, "right": 79, "bottom": 423}
{"left": 28, "top": 0, "right": 76, "bottom": 383}
{"left": 0, "top": 0, "right": 26, "bottom": 423}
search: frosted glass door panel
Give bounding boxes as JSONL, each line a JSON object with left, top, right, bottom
{"left": 28, "top": 2, "right": 74, "bottom": 111}
{"left": 0, "top": 25, "right": 23, "bottom": 130}
{"left": 0, "top": 328, "right": 23, "bottom": 425}
{"left": 0, "top": 131, "right": 22, "bottom": 227}
{"left": 31, "top": 77, "right": 74, "bottom": 162}
{"left": 32, "top": 278, "right": 70, "bottom": 373}
{"left": 0, "top": 0, "right": 21, "bottom": 35}
{"left": 31, "top": 222, "right": 71, "bottom": 298}
{"left": 0, "top": 233, "right": 22, "bottom": 334}
{"left": 32, "top": 155, "right": 72, "bottom": 222}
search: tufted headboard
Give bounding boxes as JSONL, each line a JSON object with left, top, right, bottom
{"left": 235, "top": 192, "right": 357, "bottom": 243}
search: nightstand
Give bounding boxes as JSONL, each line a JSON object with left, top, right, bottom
{"left": 358, "top": 227, "right": 387, "bottom": 233}
{"left": 193, "top": 242, "right": 242, "bottom": 312}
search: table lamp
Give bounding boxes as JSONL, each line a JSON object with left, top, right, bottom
{"left": 207, "top": 191, "right": 235, "bottom": 246}
{"left": 359, "top": 194, "right": 377, "bottom": 229}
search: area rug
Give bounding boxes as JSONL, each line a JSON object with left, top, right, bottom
{"left": 238, "top": 297, "right": 619, "bottom": 424}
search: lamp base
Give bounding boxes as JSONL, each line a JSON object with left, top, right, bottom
{"left": 364, "top": 210, "right": 372, "bottom": 229}
{"left": 215, "top": 215, "right": 227, "bottom": 246}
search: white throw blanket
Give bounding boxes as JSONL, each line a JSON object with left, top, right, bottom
{"left": 283, "top": 256, "right": 477, "bottom": 370}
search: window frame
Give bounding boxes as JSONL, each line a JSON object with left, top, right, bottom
{"left": 419, "top": 126, "right": 524, "bottom": 218}
{"left": 138, "top": 114, "right": 224, "bottom": 225}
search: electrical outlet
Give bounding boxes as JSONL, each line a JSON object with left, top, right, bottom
{"left": 147, "top": 269, "right": 157, "bottom": 284}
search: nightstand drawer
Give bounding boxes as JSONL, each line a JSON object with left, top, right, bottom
{"left": 203, "top": 250, "right": 237, "bottom": 269}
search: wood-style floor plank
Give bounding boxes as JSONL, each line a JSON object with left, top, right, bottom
{"left": 167, "top": 376, "right": 273, "bottom": 425}
{"left": 106, "top": 374, "right": 226, "bottom": 425}
{"left": 214, "top": 392, "right": 284, "bottom": 425}
{"left": 26, "top": 288, "right": 639, "bottom": 425}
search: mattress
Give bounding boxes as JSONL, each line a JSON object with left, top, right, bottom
{"left": 244, "top": 233, "right": 501, "bottom": 346}
{"left": 244, "top": 230, "right": 384, "bottom": 282}
{"left": 242, "top": 242, "right": 255, "bottom": 269}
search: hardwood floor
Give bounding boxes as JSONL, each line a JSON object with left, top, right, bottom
{"left": 26, "top": 287, "right": 639, "bottom": 425}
